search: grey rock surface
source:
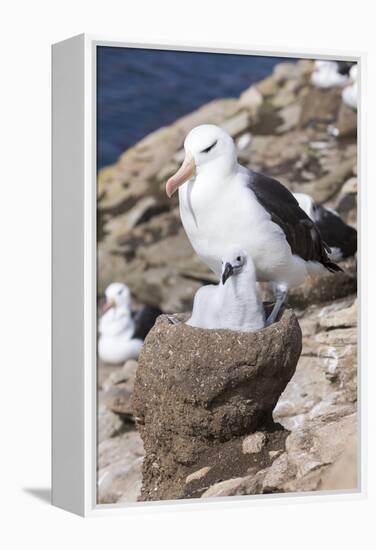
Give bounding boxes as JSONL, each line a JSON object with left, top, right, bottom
{"left": 97, "top": 431, "right": 144, "bottom": 504}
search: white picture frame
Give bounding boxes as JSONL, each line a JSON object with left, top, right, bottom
{"left": 52, "top": 34, "right": 366, "bottom": 517}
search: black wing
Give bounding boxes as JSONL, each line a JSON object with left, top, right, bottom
{"left": 314, "top": 204, "right": 357, "bottom": 258}
{"left": 336, "top": 61, "right": 355, "bottom": 76}
{"left": 246, "top": 170, "right": 342, "bottom": 272}
{"left": 132, "top": 305, "right": 162, "bottom": 340}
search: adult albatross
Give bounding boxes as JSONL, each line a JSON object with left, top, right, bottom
{"left": 166, "top": 125, "right": 341, "bottom": 325}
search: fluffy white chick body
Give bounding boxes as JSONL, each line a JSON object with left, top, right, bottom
{"left": 187, "top": 251, "right": 265, "bottom": 332}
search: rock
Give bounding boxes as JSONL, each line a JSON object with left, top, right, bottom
{"left": 102, "top": 359, "right": 138, "bottom": 392}
{"left": 103, "top": 385, "right": 133, "bottom": 418}
{"left": 319, "top": 300, "right": 357, "bottom": 330}
{"left": 273, "top": 62, "right": 301, "bottom": 84}
{"left": 274, "top": 354, "right": 327, "bottom": 430}
{"left": 274, "top": 296, "right": 357, "bottom": 430}
{"left": 336, "top": 193, "right": 357, "bottom": 226}
{"left": 276, "top": 103, "right": 301, "bottom": 134}
{"left": 295, "top": 59, "right": 315, "bottom": 76}
{"left": 321, "top": 435, "right": 358, "bottom": 490}
{"left": 239, "top": 86, "right": 263, "bottom": 115}
{"left": 296, "top": 159, "right": 355, "bottom": 203}
{"left": 286, "top": 414, "right": 357, "bottom": 479}
{"left": 272, "top": 88, "right": 296, "bottom": 110}
{"left": 127, "top": 266, "right": 203, "bottom": 314}
{"left": 242, "top": 433, "right": 267, "bottom": 454}
{"left": 342, "top": 177, "right": 357, "bottom": 195}
{"left": 97, "top": 242, "right": 130, "bottom": 297}
{"left": 249, "top": 105, "right": 284, "bottom": 136}
{"left": 186, "top": 466, "right": 211, "bottom": 484}
{"left": 262, "top": 452, "right": 294, "bottom": 492}
{"left": 234, "top": 471, "right": 269, "bottom": 495}
{"left": 337, "top": 103, "right": 357, "bottom": 137}
{"left": 97, "top": 431, "right": 144, "bottom": 503}
{"left": 133, "top": 308, "right": 302, "bottom": 500}
{"left": 269, "top": 450, "right": 283, "bottom": 459}
{"left": 202, "top": 413, "right": 357, "bottom": 497}
{"left": 99, "top": 431, "right": 144, "bottom": 470}
{"left": 315, "top": 327, "right": 357, "bottom": 347}
{"left": 221, "top": 111, "right": 250, "bottom": 137}
{"left": 334, "top": 176, "right": 357, "bottom": 227}
{"left": 102, "top": 360, "right": 139, "bottom": 418}
{"left": 173, "top": 98, "right": 242, "bottom": 136}
{"left": 98, "top": 402, "right": 123, "bottom": 443}
{"left": 284, "top": 257, "right": 357, "bottom": 308}
{"left": 201, "top": 477, "right": 245, "bottom": 498}
{"left": 97, "top": 360, "right": 121, "bottom": 389}
{"left": 98, "top": 456, "right": 143, "bottom": 504}
{"left": 299, "top": 87, "right": 342, "bottom": 129}
{"left": 103, "top": 196, "right": 161, "bottom": 242}
{"left": 115, "top": 458, "right": 144, "bottom": 503}
{"left": 115, "top": 209, "right": 181, "bottom": 262}
{"left": 256, "top": 75, "right": 279, "bottom": 97}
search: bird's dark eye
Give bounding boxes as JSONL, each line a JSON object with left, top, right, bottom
{"left": 237, "top": 256, "right": 241, "bottom": 261}
{"left": 118, "top": 289, "right": 123, "bottom": 295}
{"left": 201, "top": 140, "right": 217, "bottom": 154}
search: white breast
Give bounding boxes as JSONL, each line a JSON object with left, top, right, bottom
{"left": 179, "top": 168, "right": 292, "bottom": 283}
{"left": 98, "top": 308, "right": 143, "bottom": 364}
{"left": 342, "top": 82, "right": 357, "bottom": 110}
{"left": 186, "top": 263, "right": 265, "bottom": 332}
{"left": 99, "top": 308, "right": 135, "bottom": 339}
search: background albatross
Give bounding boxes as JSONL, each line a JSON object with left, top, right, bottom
{"left": 166, "top": 124, "right": 342, "bottom": 325}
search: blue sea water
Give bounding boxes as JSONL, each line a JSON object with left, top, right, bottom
{"left": 97, "top": 47, "right": 291, "bottom": 169}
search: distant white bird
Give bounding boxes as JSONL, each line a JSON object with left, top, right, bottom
{"left": 187, "top": 251, "right": 265, "bottom": 332}
{"left": 311, "top": 60, "right": 348, "bottom": 89}
{"left": 166, "top": 125, "right": 341, "bottom": 325}
{"left": 293, "top": 192, "right": 357, "bottom": 261}
{"left": 98, "top": 282, "right": 143, "bottom": 364}
{"left": 342, "top": 64, "right": 358, "bottom": 110}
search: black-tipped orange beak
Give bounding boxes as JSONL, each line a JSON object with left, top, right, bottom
{"left": 101, "top": 298, "right": 115, "bottom": 314}
{"left": 166, "top": 153, "right": 196, "bottom": 197}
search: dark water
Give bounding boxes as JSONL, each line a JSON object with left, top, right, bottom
{"left": 97, "top": 47, "right": 291, "bottom": 169}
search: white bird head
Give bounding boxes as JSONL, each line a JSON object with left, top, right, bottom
{"left": 221, "top": 250, "right": 247, "bottom": 285}
{"left": 166, "top": 125, "right": 237, "bottom": 197}
{"left": 102, "top": 282, "right": 131, "bottom": 314}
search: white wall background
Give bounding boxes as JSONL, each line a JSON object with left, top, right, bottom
{"left": 1, "top": 0, "right": 375, "bottom": 547}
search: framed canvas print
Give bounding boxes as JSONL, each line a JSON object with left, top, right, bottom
{"left": 52, "top": 34, "right": 364, "bottom": 516}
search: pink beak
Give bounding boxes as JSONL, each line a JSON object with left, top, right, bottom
{"left": 166, "top": 153, "right": 196, "bottom": 197}
{"left": 101, "top": 299, "right": 115, "bottom": 314}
